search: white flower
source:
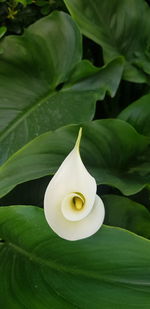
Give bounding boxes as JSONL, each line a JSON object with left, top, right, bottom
{"left": 44, "top": 128, "right": 105, "bottom": 241}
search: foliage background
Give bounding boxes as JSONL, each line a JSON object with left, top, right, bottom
{"left": 0, "top": 0, "right": 150, "bottom": 308}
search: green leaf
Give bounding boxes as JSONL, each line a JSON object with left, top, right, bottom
{"left": 103, "top": 194, "right": 150, "bottom": 239}
{"left": 66, "top": 57, "right": 124, "bottom": 98}
{"left": 64, "top": 0, "right": 150, "bottom": 83}
{"left": 0, "top": 205, "right": 150, "bottom": 308}
{"left": 0, "top": 26, "right": 7, "bottom": 39}
{"left": 118, "top": 93, "right": 150, "bottom": 136}
{"left": 0, "top": 119, "right": 149, "bottom": 198}
{"left": 0, "top": 10, "right": 123, "bottom": 165}
{"left": 15, "top": 0, "right": 27, "bottom": 6}
{"left": 0, "top": 11, "right": 81, "bottom": 163}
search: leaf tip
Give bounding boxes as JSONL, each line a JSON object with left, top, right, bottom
{"left": 75, "top": 127, "right": 82, "bottom": 151}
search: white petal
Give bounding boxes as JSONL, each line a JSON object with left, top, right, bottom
{"left": 44, "top": 128, "right": 104, "bottom": 240}
{"left": 45, "top": 194, "right": 105, "bottom": 241}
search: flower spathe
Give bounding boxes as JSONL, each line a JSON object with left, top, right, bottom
{"left": 44, "top": 128, "right": 105, "bottom": 241}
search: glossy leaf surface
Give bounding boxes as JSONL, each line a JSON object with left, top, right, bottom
{"left": 103, "top": 194, "right": 150, "bottom": 239}
{"left": 0, "top": 11, "right": 123, "bottom": 164}
{"left": 0, "top": 205, "right": 150, "bottom": 308}
{"left": 0, "top": 119, "right": 149, "bottom": 198}
{"left": 118, "top": 94, "right": 150, "bottom": 136}
{"left": 64, "top": 0, "right": 150, "bottom": 82}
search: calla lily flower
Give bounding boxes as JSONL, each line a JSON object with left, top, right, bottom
{"left": 44, "top": 128, "right": 105, "bottom": 241}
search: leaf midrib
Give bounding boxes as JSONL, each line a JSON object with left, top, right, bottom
{"left": 5, "top": 240, "right": 150, "bottom": 291}
{"left": 0, "top": 89, "right": 57, "bottom": 143}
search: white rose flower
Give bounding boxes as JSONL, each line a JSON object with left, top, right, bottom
{"left": 44, "top": 128, "right": 105, "bottom": 241}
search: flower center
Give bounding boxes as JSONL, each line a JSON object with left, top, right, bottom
{"left": 73, "top": 196, "right": 84, "bottom": 210}
{"left": 61, "top": 192, "right": 86, "bottom": 221}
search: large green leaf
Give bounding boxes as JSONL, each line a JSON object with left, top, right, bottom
{"left": 0, "top": 11, "right": 81, "bottom": 164}
{"left": 64, "top": 57, "right": 123, "bottom": 96}
{"left": 0, "top": 119, "right": 149, "bottom": 198}
{"left": 0, "top": 205, "right": 150, "bottom": 308}
{"left": 103, "top": 194, "right": 150, "bottom": 239}
{"left": 0, "top": 10, "right": 123, "bottom": 165}
{"left": 118, "top": 94, "right": 150, "bottom": 136}
{"left": 64, "top": 0, "right": 150, "bottom": 82}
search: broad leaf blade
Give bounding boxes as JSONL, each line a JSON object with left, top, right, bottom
{"left": 0, "top": 10, "right": 123, "bottom": 164}
{"left": 66, "top": 57, "right": 124, "bottom": 98}
{"left": 64, "top": 0, "right": 150, "bottom": 82}
{"left": 118, "top": 94, "right": 150, "bottom": 136}
{"left": 0, "top": 11, "right": 81, "bottom": 164}
{"left": 0, "top": 119, "right": 149, "bottom": 198}
{"left": 103, "top": 194, "right": 150, "bottom": 239}
{"left": 0, "top": 205, "right": 150, "bottom": 308}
